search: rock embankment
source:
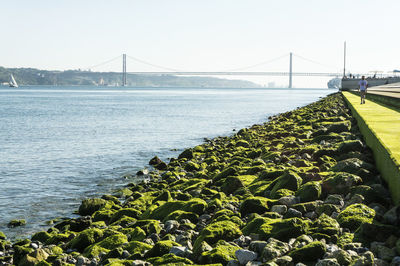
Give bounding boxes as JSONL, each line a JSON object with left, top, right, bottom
{"left": 1, "top": 93, "right": 400, "bottom": 266}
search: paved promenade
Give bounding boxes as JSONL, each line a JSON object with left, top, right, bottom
{"left": 367, "top": 82, "right": 400, "bottom": 98}
{"left": 342, "top": 91, "right": 400, "bottom": 204}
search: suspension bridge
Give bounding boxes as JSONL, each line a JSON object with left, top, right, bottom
{"left": 86, "top": 53, "right": 345, "bottom": 88}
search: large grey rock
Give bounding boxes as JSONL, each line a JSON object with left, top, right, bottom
{"left": 384, "top": 206, "right": 400, "bottom": 226}
{"left": 170, "top": 246, "right": 189, "bottom": 257}
{"left": 271, "top": 205, "right": 287, "bottom": 215}
{"left": 278, "top": 196, "right": 299, "bottom": 206}
{"left": 249, "top": 241, "right": 268, "bottom": 254}
{"left": 315, "top": 258, "right": 340, "bottom": 266}
{"left": 235, "top": 249, "right": 258, "bottom": 265}
{"left": 391, "top": 256, "right": 400, "bottom": 266}
{"left": 284, "top": 208, "right": 302, "bottom": 218}
{"left": 165, "top": 220, "right": 180, "bottom": 233}
{"left": 262, "top": 238, "right": 290, "bottom": 262}
{"left": 325, "top": 194, "right": 344, "bottom": 207}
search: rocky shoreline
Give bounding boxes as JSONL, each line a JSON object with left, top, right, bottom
{"left": 1, "top": 93, "right": 400, "bottom": 266}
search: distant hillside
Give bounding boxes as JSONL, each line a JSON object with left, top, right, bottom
{"left": 0, "top": 67, "right": 260, "bottom": 88}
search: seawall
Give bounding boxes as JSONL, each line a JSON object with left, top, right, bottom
{"left": 342, "top": 91, "right": 400, "bottom": 205}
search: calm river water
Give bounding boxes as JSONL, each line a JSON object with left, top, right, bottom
{"left": 0, "top": 86, "right": 333, "bottom": 239}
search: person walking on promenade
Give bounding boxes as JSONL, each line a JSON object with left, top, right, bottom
{"left": 358, "top": 76, "right": 368, "bottom": 104}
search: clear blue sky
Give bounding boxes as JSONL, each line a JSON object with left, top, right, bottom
{"left": 2, "top": 0, "right": 400, "bottom": 87}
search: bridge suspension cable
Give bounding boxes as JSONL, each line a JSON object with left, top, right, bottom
{"left": 292, "top": 53, "right": 337, "bottom": 70}
{"left": 126, "top": 55, "right": 183, "bottom": 72}
{"left": 85, "top": 54, "right": 122, "bottom": 71}
{"left": 223, "top": 53, "right": 289, "bottom": 72}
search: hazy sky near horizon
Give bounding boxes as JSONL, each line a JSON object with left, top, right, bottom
{"left": 2, "top": 0, "right": 400, "bottom": 87}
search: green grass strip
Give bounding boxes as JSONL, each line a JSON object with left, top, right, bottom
{"left": 342, "top": 91, "right": 400, "bottom": 204}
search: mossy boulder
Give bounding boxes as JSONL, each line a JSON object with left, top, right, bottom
{"left": 8, "top": 219, "right": 26, "bottom": 227}
{"left": 269, "top": 171, "right": 302, "bottom": 196}
{"left": 83, "top": 233, "right": 128, "bottom": 257}
{"left": 164, "top": 210, "right": 199, "bottom": 223}
{"left": 295, "top": 181, "right": 321, "bottom": 202}
{"left": 134, "top": 219, "right": 162, "bottom": 235}
{"left": 239, "top": 196, "right": 272, "bottom": 216}
{"left": 221, "top": 175, "right": 257, "bottom": 195}
{"left": 121, "top": 227, "right": 146, "bottom": 242}
{"left": 213, "top": 167, "right": 237, "bottom": 182}
{"left": 309, "top": 213, "right": 340, "bottom": 235}
{"left": 337, "top": 232, "right": 354, "bottom": 248}
{"left": 0, "top": 231, "right": 6, "bottom": 240}
{"left": 193, "top": 221, "right": 242, "bottom": 251}
{"left": 242, "top": 217, "right": 309, "bottom": 241}
{"left": 69, "top": 228, "right": 104, "bottom": 252}
{"left": 31, "top": 231, "right": 53, "bottom": 243}
{"left": 322, "top": 172, "right": 362, "bottom": 195}
{"left": 109, "top": 208, "right": 141, "bottom": 224}
{"left": 330, "top": 158, "right": 374, "bottom": 176}
{"left": 125, "top": 241, "right": 152, "bottom": 258}
{"left": 143, "top": 198, "right": 207, "bottom": 220}
{"left": 261, "top": 237, "right": 290, "bottom": 262}
{"left": 185, "top": 161, "right": 200, "bottom": 172}
{"left": 145, "top": 240, "right": 179, "bottom": 258}
{"left": 337, "top": 140, "right": 363, "bottom": 153}
{"left": 79, "top": 198, "right": 109, "bottom": 216}
{"left": 199, "top": 240, "right": 239, "bottom": 265}
{"left": 93, "top": 209, "right": 116, "bottom": 223}
{"left": 354, "top": 221, "right": 400, "bottom": 244}
{"left": 288, "top": 241, "right": 326, "bottom": 263}
{"left": 148, "top": 253, "right": 193, "bottom": 265}
{"left": 337, "top": 204, "right": 375, "bottom": 230}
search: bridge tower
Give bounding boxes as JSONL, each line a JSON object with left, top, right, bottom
{"left": 289, "top": 52, "right": 293, "bottom": 88}
{"left": 122, "top": 54, "right": 127, "bottom": 86}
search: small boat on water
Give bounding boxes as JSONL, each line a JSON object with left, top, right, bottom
{"left": 9, "top": 74, "right": 18, "bottom": 88}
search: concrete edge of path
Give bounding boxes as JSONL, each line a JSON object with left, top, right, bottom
{"left": 342, "top": 91, "right": 400, "bottom": 205}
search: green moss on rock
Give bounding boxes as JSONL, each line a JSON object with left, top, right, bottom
{"left": 83, "top": 233, "right": 128, "bottom": 257}
{"left": 242, "top": 217, "right": 309, "bottom": 241}
{"left": 337, "top": 204, "right": 375, "bottom": 230}
{"left": 79, "top": 198, "right": 109, "bottom": 216}
{"left": 295, "top": 181, "right": 321, "bottom": 202}
{"left": 145, "top": 240, "right": 179, "bottom": 258}
{"left": 164, "top": 210, "right": 199, "bottom": 223}
{"left": 269, "top": 171, "right": 302, "bottom": 196}
{"left": 322, "top": 172, "right": 362, "bottom": 195}
{"left": 193, "top": 221, "right": 242, "bottom": 252}
{"left": 288, "top": 241, "right": 326, "bottom": 263}
{"left": 199, "top": 240, "right": 239, "bottom": 265}
{"left": 148, "top": 253, "right": 193, "bottom": 265}
{"left": 134, "top": 219, "right": 162, "bottom": 235}
{"left": 125, "top": 241, "right": 152, "bottom": 258}
{"left": 143, "top": 198, "right": 207, "bottom": 220}
{"left": 68, "top": 228, "right": 104, "bottom": 252}
{"left": 239, "top": 196, "right": 272, "bottom": 216}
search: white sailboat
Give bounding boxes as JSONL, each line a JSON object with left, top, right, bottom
{"left": 9, "top": 74, "right": 18, "bottom": 88}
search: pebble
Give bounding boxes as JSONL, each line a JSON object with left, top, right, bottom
{"left": 30, "top": 242, "right": 39, "bottom": 249}
{"left": 235, "top": 249, "right": 258, "bottom": 265}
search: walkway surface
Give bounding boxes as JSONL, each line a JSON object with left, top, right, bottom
{"left": 343, "top": 91, "right": 400, "bottom": 204}
{"left": 343, "top": 91, "right": 400, "bottom": 164}
{"left": 367, "top": 82, "right": 400, "bottom": 98}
